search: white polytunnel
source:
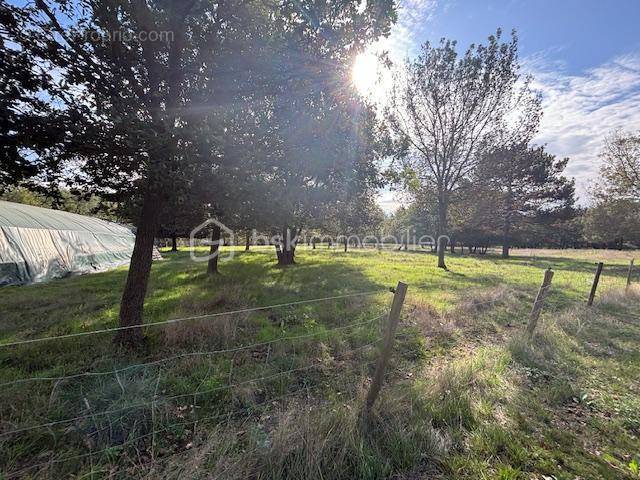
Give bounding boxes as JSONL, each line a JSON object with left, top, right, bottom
{"left": 0, "top": 200, "right": 136, "bottom": 286}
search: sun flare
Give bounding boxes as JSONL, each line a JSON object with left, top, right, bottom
{"left": 352, "top": 51, "right": 380, "bottom": 97}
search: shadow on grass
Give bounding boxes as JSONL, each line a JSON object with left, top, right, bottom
{"left": 0, "top": 249, "right": 385, "bottom": 380}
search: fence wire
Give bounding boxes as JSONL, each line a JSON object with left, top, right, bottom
{"left": 0, "top": 289, "right": 389, "bottom": 349}
{"left": 0, "top": 336, "right": 381, "bottom": 438}
{"left": 4, "top": 381, "right": 335, "bottom": 479}
{"left": 0, "top": 314, "right": 385, "bottom": 388}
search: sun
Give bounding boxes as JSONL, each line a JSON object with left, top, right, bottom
{"left": 352, "top": 51, "right": 381, "bottom": 98}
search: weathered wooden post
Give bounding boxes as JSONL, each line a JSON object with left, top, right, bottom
{"left": 364, "top": 281, "right": 408, "bottom": 414}
{"left": 526, "top": 268, "right": 554, "bottom": 337}
{"left": 587, "top": 262, "right": 604, "bottom": 306}
{"left": 626, "top": 259, "right": 635, "bottom": 293}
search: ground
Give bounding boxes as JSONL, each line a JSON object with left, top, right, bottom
{"left": 0, "top": 246, "right": 638, "bottom": 479}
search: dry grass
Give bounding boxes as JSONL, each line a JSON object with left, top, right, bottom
{"left": 599, "top": 282, "right": 640, "bottom": 305}
{"left": 507, "top": 248, "right": 638, "bottom": 261}
{"left": 405, "top": 286, "right": 519, "bottom": 344}
{"left": 162, "top": 285, "right": 251, "bottom": 348}
{"left": 162, "top": 313, "right": 248, "bottom": 349}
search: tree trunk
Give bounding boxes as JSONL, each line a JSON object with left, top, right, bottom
{"left": 245, "top": 233, "right": 250, "bottom": 251}
{"left": 344, "top": 237, "right": 348, "bottom": 252}
{"left": 275, "top": 226, "right": 296, "bottom": 265}
{"left": 502, "top": 190, "right": 513, "bottom": 258}
{"left": 436, "top": 193, "right": 448, "bottom": 269}
{"left": 114, "top": 192, "right": 162, "bottom": 347}
{"left": 171, "top": 234, "right": 178, "bottom": 252}
{"left": 207, "top": 224, "right": 221, "bottom": 275}
{"left": 312, "top": 239, "right": 316, "bottom": 249}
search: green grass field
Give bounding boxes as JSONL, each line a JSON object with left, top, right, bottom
{"left": 0, "top": 246, "right": 639, "bottom": 479}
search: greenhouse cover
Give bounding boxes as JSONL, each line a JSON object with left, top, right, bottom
{"left": 0, "top": 200, "right": 135, "bottom": 286}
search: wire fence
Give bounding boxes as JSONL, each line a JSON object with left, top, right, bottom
{"left": 0, "top": 315, "right": 384, "bottom": 388}
{"left": 0, "top": 257, "right": 637, "bottom": 478}
{"left": 0, "top": 289, "right": 392, "bottom": 479}
{"left": 0, "top": 289, "right": 388, "bottom": 349}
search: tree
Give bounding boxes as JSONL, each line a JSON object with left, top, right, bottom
{"left": 1, "top": 186, "right": 118, "bottom": 219}
{"left": 584, "top": 199, "right": 640, "bottom": 248}
{"left": 262, "top": 62, "right": 393, "bottom": 264}
{"left": 327, "top": 191, "right": 385, "bottom": 251}
{"left": 2, "top": 0, "right": 269, "bottom": 346}
{"left": 322, "top": 107, "right": 388, "bottom": 252}
{"left": 251, "top": 0, "right": 395, "bottom": 265}
{"left": 2, "top": 0, "right": 397, "bottom": 345}
{"left": 386, "top": 29, "right": 538, "bottom": 269}
{"left": 0, "top": 3, "right": 71, "bottom": 194}
{"left": 477, "top": 144, "right": 576, "bottom": 257}
{"left": 599, "top": 131, "right": 640, "bottom": 200}
{"left": 583, "top": 131, "right": 640, "bottom": 249}
{"left": 448, "top": 178, "right": 501, "bottom": 253}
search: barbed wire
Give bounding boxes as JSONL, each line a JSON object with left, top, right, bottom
{"left": 0, "top": 289, "right": 389, "bottom": 349}
{"left": 0, "top": 339, "right": 380, "bottom": 438}
{"left": 0, "top": 313, "right": 385, "bottom": 388}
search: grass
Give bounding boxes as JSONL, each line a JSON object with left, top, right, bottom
{"left": 0, "top": 245, "right": 638, "bottom": 479}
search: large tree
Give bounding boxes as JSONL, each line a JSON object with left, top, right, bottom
{"left": 584, "top": 130, "right": 640, "bottom": 249}
{"left": 255, "top": 5, "right": 395, "bottom": 265}
{"left": 386, "top": 29, "right": 539, "bottom": 268}
{"left": 584, "top": 199, "right": 640, "bottom": 248}
{"left": 2, "top": 0, "right": 396, "bottom": 345}
{"left": 1, "top": 0, "right": 266, "bottom": 346}
{"left": 477, "top": 144, "right": 576, "bottom": 257}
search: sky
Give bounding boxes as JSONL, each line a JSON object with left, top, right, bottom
{"left": 374, "top": 0, "right": 640, "bottom": 213}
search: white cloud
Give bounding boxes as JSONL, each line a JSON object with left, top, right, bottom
{"left": 528, "top": 52, "right": 640, "bottom": 204}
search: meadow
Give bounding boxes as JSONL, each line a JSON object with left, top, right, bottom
{"left": 0, "top": 246, "right": 638, "bottom": 479}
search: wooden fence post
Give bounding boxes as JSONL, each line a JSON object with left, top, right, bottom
{"left": 627, "top": 259, "right": 635, "bottom": 293}
{"left": 364, "top": 281, "right": 408, "bottom": 414}
{"left": 587, "top": 262, "right": 604, "bottom": 306}
{"left": 526, "top": 268, "right": 554, "bottom": 337}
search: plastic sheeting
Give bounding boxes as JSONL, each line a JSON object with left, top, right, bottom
{"left": 0, "top": 201, "right": 136, "bottom": 286}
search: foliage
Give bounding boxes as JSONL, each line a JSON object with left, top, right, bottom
{"left": 385, "top": 28, "right": 540, "bottom": 268}
{"left": 599, "top": 131, "right": 640, "bottom": 200}
{"left": 0, "top": 0, "right": 398, "bottom": 338}
{"left": 0, "top": 186, "right": 119, "bottom": 220}
{"left": 583, "top": 198, "right": 640, "bottom": 247}
{"left": 474, "top": 144, "right": 576, "bottom": 256}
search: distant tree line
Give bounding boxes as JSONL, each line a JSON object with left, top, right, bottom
{"left": 384, "top": 130, "right": 640, "bottom": 253}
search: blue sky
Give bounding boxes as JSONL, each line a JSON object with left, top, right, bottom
{"left": 376, "top": 0, "right": 640, "bottom": 211}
